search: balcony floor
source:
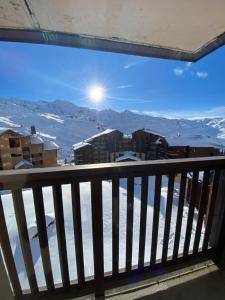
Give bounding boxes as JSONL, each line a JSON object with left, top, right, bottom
{"left": 108, "top": 261, "right": 225, "bottom": 300}
{"left": 13, "top": 258, "right": 225, "bottom": 300}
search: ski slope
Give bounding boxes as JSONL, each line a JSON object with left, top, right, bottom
{"left": 0, "top": 98, "right": 225, "bottom": 160}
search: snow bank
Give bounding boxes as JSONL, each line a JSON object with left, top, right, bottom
{"left": 37, "top": 131, "right": 56, "bottom": 140}
{"left": 43, "top": 141, "right": 59, "bottom": 150}
{"left": 30, "top": 134, "right": 44, "bottom": 144}
{"left": 40, "top": 113, "right": 64, "bottom": 124}
{"left": 0, "top": 116, "right": 21, "bottom": 128}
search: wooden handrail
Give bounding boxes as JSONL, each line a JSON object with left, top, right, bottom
{"left": 0, "top": 156, "right": 225, "bottom": 190}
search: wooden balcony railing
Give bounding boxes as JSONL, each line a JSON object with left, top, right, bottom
{"left": 1, "top": 157, "right": 225, "bottom": 299}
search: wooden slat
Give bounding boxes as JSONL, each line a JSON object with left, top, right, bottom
{"left": 173, "top": 173, "right": 187, "bottom": 259}
{"left": 202, "top": 170, "right": 220, "bottom": 251}
{"left": 32, "top": 187, "right": 54, "bottom": 291}
{"left": 71, "top": 181, "right": 85, "bottom": 284}
{"left": 138, "top": 176, "right": 148, "bottom": 269}
{"left": 0, "top": 245, "right": 15, "bottom": 300}
{"left": 0, "top": 195, "right": 22, "bottom": 296}
{"left": 126, "top": 176, "right": 134, "bottom": 272}
{"left": 211, "top": 170, "right": 225, "bottom": 266}
{"left": 12, "top": 189, "right": 38, "bottom": 294}
{"left": 150, "top": 175, "right": 162, "bottom": 265}
{"left": 91, "top": 179, "right": 105, "bottom": 298}
{"left": 112, "top": 177, "right": 119, "bottom": 276}
{"left": 162, "top": 174, "right": 175, "bottom": 263}
{"left": 52, "top": 185, "right": 70, "bottom": 288}
{"left": 193, "top": 171, "right": 210, "bottom": 254}
{"left": 183, "top": 171, "right": 199, "bottom": 256}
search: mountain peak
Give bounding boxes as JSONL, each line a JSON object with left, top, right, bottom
{"left": 0, "top": 97, "right": 224, "bottom": 159}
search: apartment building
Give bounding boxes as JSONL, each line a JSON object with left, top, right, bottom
{"left": 167, "top": 145, "right": 220, "bottom": 159}
{"left": 73, "top": 128, "right": 168, "bottom": 165}
{"left": 0, "top": 127, "right": 59, "bottom": 170}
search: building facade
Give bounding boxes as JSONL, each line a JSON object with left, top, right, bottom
{"left": 132, "top": 129, "right": 168, "bottom": 160}
{"left": 0, "top": 127, "right": 59, "bottom": 170}
{"left": 73, "top": 128, "right": 221, "bottom": 165}
{"left": 167, "top": 145, "right": 220, "bottom": 159}
{"left": 73, "top": 128, "right": 168, "bottom": 165}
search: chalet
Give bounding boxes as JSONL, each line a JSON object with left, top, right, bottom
{"left": 73, "top": 128, "right": 167, "bottom": 164}
{"left": 132, "top": 129, "right": 168, "bottom": 160}
{"left": 167, "top": 145, "right": 220, "bottom": 159}
{"left": 0, "top": 127, "right": 59, "bottom": 170}
{"left": 73, "top": 129, "right": 123, "bottom": 164}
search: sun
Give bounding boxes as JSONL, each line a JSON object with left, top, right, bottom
{"left": 88, "top": 86, "right": 105, "bottom": 103}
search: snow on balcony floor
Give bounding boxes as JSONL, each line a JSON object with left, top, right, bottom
{"left": 1, "top": 177, "right": 205, "bottom": 290}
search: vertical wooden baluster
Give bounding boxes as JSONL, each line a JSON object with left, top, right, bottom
{"left": 210, "top": 170, "right": 225, "bottom": 266}
{"left": 150, "top": 175, "right": 162, "bottom": 265}
{"left": 173, "top": 173, "right": 187, "bottom": 259}
{"left": 12, "top": 189, "right": 38, "bottom": 294}
{"left": 183, "top": 171, "right": 199, "bottom": 256}
{"left": 126, "top": 176, "right": 134, "bottom": 273}
{"left": 193, "top": 171, "right": 210, "bottom": 254}
{"left": 32, "top": 187, "right": 54, "bottom": 291}
{"left": 138, "top": 176, "right": 148, "bottom": 269}
{"left": 202, "top": 170, "right": 220, "bottom": 251}
{"left": 162, "top": 174, "right": 175, "bottom": 263}
{"left": 71, "top": 181, "right": 85, "bottom": 285}
{"left": 52, "top": 185, "right": 70, "bottom": 288}
{"left": 112, "top": 177, "right": 119, "bottom": 276}
{"left": 0, "top": 195, "right": 22, "bottom": 296}
{"left": 91, "top": 179, "right": 105, "bottom": 298}
{"left": 0, "top": 247, "right": 15, "bottom": 300}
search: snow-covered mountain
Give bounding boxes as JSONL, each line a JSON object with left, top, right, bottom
{"left": 1, "top": 97, "right": 225, "bottom": 160}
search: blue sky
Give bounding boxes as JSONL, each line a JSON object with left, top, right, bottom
{"left": 0, "top": 41, "right": 225, "bottom": 119}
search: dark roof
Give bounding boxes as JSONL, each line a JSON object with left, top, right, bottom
{"left": 0, "top": 129, "right": 22, "bottom": 137}
{"left": 133, "top": 129, "right": 165, "bottom": 138}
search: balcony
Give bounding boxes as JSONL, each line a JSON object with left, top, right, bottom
{"left": 1, "top": 156, "right": 225, "bottom": 299}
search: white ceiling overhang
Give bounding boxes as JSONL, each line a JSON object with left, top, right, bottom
{"left": 0, "top": 0, "right": 225, "bottom": 61}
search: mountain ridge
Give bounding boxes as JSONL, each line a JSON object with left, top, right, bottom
{"left": 0, "top": 97, "right": 225, "bottom": 160}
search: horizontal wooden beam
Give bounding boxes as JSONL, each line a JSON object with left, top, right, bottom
{"left": 0, "top": 156, "right": 225, "bottom": 190}
{"left": 0, "top": 29, "right": 225, "bottom": 62}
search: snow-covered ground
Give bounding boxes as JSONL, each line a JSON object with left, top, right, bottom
{"left": 39, "top": 113, "right": 64, "bottom": 124}
{"left": 1, "top": 177, "right": 204, "bottom": 290}
{"left": 0, "top": 116, "right": 21, "bottom": 128}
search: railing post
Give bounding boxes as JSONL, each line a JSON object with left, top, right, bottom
{"left": 210, "top": 170, "right": 225, "bottom": 266}
{"left": 0, "top": 251, "right": 14, "bottom": 300}
{"left": 112, "top": 177, "right": 119, "bottom": 276}
{"left": 91, "top": 179, "right": 105, "bottom": 299}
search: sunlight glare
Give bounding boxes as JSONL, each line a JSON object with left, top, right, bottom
{"left": 88, "top": 86, "right": 105, "bottom": 103}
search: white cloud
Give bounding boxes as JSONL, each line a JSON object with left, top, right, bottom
{"left": 186, "top": 62, "right": 192, "bottom": 68}
{"left": 173, "top": 62, "right": 191, "bottom": 76}
{"left": 141, "top": 106, "right": 225, "bottom": 119}
{"left": 108, "top": 95, "right": 152, "bottom": 103}
{"left": 130, "top": 109, "right": 139, "bottom": 114}
{"left": 124, "top": 61, "right": 142, "bottom": 69}
{"left": 123, "top": 59, "right": 148, "bottom": 69}
{"left": 173, "top": 63, "right": 209, "bottom": 80}
{"left": 173, "top": 68, "right": 184, "bottom": 76}
{"left": 195, "top": 71, "right": 208, "bottom": 79}
{"left": 117, "top": 84, "right": 134, "bottom": 89}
